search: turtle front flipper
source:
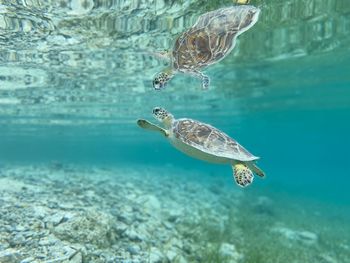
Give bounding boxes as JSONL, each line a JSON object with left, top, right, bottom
{"left": 232, "top": 163, "right": 254, "bottom": 187}
{"left": 137, "top": 119, "right": 169, "bottom": 137}
{"left": 250, "top": 163, "right": 265, "bottom": 178}
{"left": 192, "top": 70, "right": 210, "bottom": 90}
{"left": 150, "top": 50, "right": 172, "bottom": 62}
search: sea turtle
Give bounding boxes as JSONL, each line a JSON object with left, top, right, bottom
{"left": 152, "top": 5, "right": 261, "bottom": 90}
{"left": 137, "top": 107, "right": 265, "bottom": 187}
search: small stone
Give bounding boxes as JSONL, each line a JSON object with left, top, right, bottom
{"left": 182, "top": 242, "right": 192, "bottom": 254}
{"left": 69, "top": 251, "right": 83, "bottom": 263}
{"left": 272, "top": 226, "right": 297, "bottom": 240}
{"left": 219, "top": 243, "right": 241, "bottom": 262}
{"left": 10, "top": 233, "right": 26, "bottom": 246}
{"left": 143, "top": 195, "right": 161, "bottom": 211}
{"left": 298, "top": 231, "right": 318, "bottom": 245}
{"left": 62, "top": 212, "right": 75, "bottom": 221}
{"left": 23, "top": 231, "right": 34, "bottom": 238}
{"left": 20, "top": 257, "right": 35, "bottom": 263}
{"left": 0, "top": 248, "right": 22, "bottom": 263}
{"left": 272, "top": 226, "right": 318, "bottom": 245}
{"left": 318, "top": 254, "right": 338, "bottom": 263}
{"left": 52, "top": 210, "right": 114, "bottom": 247}
{"left": 38, "top": 235, "right": 59, "bottom": 246}
{"left": 167, "top": 209, "right": 182, "bottom": 223}
{"left": 166, "top": 250, "right": 178, "bottom": 261}
{"left": 117, "top": 211, "right": 134, "bottom": 225}
{"left": 32, "top": 206, "right": 49, "bottom": 219}
{"left": 127, "top": 245, "right": 140, "bottom": 255}
{"left": 125, "top": 228, "right": 143, "bottom": 242}
{"left": 45, "top": 213, "right": 64, "bottom": 226}
{"left": 340, "top": 243, "right": 349, "bottom": 250}
{"left": 168, "top": 237, "right": 183, "bottom": 249}
{"left": 14, "top": 225, "right": 27, "bottom": 232}
{"left": 4, "top": 225, "right": 13, "bottom": 233}
{"left": 35, "top": 254, "right": 46, "bottom": 260}
{"left": 149, "top": 247, "right": 164, "bottom": 263}
{"left": 162, "top": 221, "right": 173, "bottom": 230}
{"left": 177, "top": 255, "right": 188, "bottom": 263}
{"left": 59, "top": 202, "right": 75, "bottom": 210}
{"left": 115, "top": 222, "right": 128, "bottom": 234}
{"left": 0, "top": 243, "right": 9, "bottom": 250}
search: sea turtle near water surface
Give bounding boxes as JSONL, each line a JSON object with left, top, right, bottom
{"left": 137, "top": 107, "right": 265, "bottom": 187}
{"left": 152, "top": 5, "right": 261, "bottom": 90}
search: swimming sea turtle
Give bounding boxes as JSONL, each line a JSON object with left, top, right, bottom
{"left": 137, "top": 107, "right": 265, "bottom": 187}
{"left": 152, "top": 5, "right": 261, "bottom": 90}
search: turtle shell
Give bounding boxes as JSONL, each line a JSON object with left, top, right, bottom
{"left": 172, "top": 118, "right": 258, "bottom": 161}
{"left": 173, "top": 5, "right": 260, "bottom": 71}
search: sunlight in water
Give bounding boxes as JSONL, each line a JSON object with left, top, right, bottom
{"left": 0, "top": 0, "right": 350, "bottom": 262}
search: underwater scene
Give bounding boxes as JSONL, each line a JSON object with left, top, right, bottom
{"left": 1, "top": 0, "right": 350, "bottom": 262}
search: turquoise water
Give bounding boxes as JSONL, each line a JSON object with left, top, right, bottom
{"left": 1, "top": 0, "right": 350, "bottom": 262}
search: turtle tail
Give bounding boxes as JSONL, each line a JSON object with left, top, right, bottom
{"left": 232, "top": 163, "right": 254, "bottom": 188}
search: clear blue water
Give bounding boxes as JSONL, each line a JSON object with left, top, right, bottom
{"left": 1, "top": 0, "right": 350, "bottom": 262}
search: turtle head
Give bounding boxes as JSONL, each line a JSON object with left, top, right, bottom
{"left": 153, "top": 107, "right": 174, "bottom": 128}
{"left": 152, "top": 71, "right": 172, "bottom": 90}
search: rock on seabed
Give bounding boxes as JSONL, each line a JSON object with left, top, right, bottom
{"left": 0, "top": 164, "right": 242, "bottom": 262}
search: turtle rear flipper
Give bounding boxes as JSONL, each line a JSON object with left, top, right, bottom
{"left": 191, "top": 70, "right": 210, "bottom": 90}
{"left": 232, "top": 163, "right": 254, "bottom": 187}
{"left": 149, "top": 50, "right": 172, "bottom": 62}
